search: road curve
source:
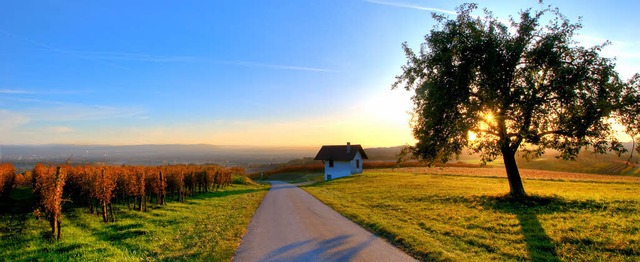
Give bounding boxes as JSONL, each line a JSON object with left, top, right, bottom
{"left": 233, "top": 181, "right": 417, "bottom": 262}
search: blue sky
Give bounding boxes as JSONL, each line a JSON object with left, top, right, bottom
{"left": 1, "top": 0, "right": 639, "bottom": 147}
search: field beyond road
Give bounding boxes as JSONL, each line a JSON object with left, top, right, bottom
{"left": 303, "top": 168, "right": 640, "bottom": 261}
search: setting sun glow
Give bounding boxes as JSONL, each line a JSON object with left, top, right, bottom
{"left": 1, "top": 1, "right": 638, "bottom": 148}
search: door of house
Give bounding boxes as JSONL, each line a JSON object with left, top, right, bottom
{"left": 327, "top": 174, "right": 332, "bottom": 180}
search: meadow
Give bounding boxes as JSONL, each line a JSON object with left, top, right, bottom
{"left": 0, "top": 184, "right": 267, "bottom": 261}
{"left": 261, "top": 172, "right": 325, "bottom": 183}
{"left": 303, "top": 168, "right": 640, "bottom": 261}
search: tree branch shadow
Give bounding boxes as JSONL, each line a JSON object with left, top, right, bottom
{"left": 472, "top": 194, "right": 591, "bottom": 262}
{"left": 516, "top": 212, "right": 559, "bottom": 261}
{"left": 259, "top": 234, "right": 376, "bottom": 261}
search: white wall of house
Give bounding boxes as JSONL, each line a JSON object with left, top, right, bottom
{"left": 323, "top": 151, "right": 364, "bottom": 180}
{"left": 324, "top": 160, "right": 351, "bottom": 180}
{"left": 350, "top": 151, "right": 363, "bottom": 174}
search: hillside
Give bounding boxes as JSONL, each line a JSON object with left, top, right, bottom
{"left": 3, "top": 144, "right": 638, "bottom": 176}
{"left": 363, "top": 145, "right": 640, "bottom": 176}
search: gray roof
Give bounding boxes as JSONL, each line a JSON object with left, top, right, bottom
{"left": 314, "top": 144, "right": 368, "bottom": 161}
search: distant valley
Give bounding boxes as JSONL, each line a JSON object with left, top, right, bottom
{"left": 1, "top": 144, "right": 638, "bottom": 176}
{"left": 0, "top": 144, "right": 316, "bottom": 172}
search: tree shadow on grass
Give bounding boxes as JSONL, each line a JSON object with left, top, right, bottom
{"left": 470, "top": 194, "right": 633, "bottom": 262}
{"left": 64, "top": 210, "right": 148, "bottom": 254}
{"left": 469, "top": 195, "right": 560, "bottom": 261}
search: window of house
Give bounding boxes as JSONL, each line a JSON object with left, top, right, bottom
{"left": 356, "top": 159, "right": 360, "bottom": 169}
{"left": 329, "top": 160, "right": 334, "bottom": 167}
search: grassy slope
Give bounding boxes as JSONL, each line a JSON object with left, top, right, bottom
{"left": 455, "top": 150, "right": 640, "bottom": 176}
{"left": 0, "top": 184, "right": 268, "bottom": 261}
{"left": 515, "top": 152, "right": 640, "bottom": 176}
{"left": 264, "top": 172, "right": 324, "bottom": 183}
{"left": 303, "top": 170, "right": 640, "bottom": 261}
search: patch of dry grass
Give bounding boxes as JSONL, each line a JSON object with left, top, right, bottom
{"left": 391, "top": 166, "right": 640, "bottom": 183}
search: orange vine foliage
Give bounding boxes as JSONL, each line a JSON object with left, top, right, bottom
{"left": 32, "top": 163, "right": 67, "bottom": 240}
{"left": 0, "top": 162, "right": 245, "bottom": 241}
{"left": 25, "top": 162, "right": 241, "bottom": 239}
{"left": 65, "top": 163, "right": 237, "bottom": 214}
{"left": 0, "top": 163, "right": 16, "bottom": 198}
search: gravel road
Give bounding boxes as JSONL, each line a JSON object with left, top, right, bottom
{"left": 233, "top": 181, "right": 417, "bottom": 262}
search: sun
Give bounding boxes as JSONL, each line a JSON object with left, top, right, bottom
{"left": 468, "top": 131, "right": 478, "bottom": 141}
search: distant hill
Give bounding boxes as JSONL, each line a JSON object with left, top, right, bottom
{"left": 0, "top": 144, "right": 317, "bottom": 172}
{"left": 2, "top": 144, "right": 638, "bottom": 176}
{"left": 361, "top": 146, "right": 406, "bottom": 161}
{"left": 514, "top": 150, "right": 640, "bottom": 176}
{"left": 359, "top": 145, "right": 640, "bottom": 176}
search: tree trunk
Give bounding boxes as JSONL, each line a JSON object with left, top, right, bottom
{"left": 501, "top": 147, "right": 526, "bottom": 198}
{"left": 57, "top": 219, "right": 61, "bottom": 240}
{"left": 102, "top": 201, "right": 108, "bottom": 222}
{"left": 50, "top": 215, "right": 59, "bottom": 240}
{"left": 109, "top": 203, "right": 115, "bottom": 222}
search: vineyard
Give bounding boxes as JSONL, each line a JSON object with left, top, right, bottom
{"left": 1, "top": 162, "right": 243, "bottom": 241}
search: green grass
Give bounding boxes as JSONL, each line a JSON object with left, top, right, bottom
{"left": 444, "top": 149, "right": 640, "bottom": 176}
{"left": 303, "top": 170, "right": 640, "bottom": 261}
{"left": 0, "top": 184, "right": 268, "bottom": 261}
{"left": 264, "top": 172, "right": 324, "bottom": 183}
{"left": 515, "top": 152, "right": 640, "bottom": 176}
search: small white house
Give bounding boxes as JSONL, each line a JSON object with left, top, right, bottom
{"left": 314, "top": 142, "right": 368, "bottom": 181}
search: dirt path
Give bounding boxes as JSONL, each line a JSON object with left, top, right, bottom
{"left": 233, "top": 181, "right": 416, "bottom": 262}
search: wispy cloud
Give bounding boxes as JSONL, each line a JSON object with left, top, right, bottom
{"left": 1, "top": 97, "right": 68, "bottom": 106}
{"left": 0, "top": 88, "right": 94, "bottom": 107}
{"left": 2, "top": 29, "right": 337, "bottom": 73}
{"left": 575, "top": 34, "right": 640, "bottom": 79}
{"left": 0, "top": 88, "right": 92, "bottom": 96}
{"left": 576, "top": 35, "right": 640, "bottom": 58}
{"left": 46, "top": 126, "right": 74, "bottom": 133}
{"left": 575, "top": 35, "right": 625, "bottom": 47}
{"left": 0, "top": 89, "right": 33, "bottom": 94}
{"left": 0, "top": 29, "right": 132, "bottom": 70}
{"left": 49, "top": 50, "right": 199, "bottom": 63}
{"left": 2, "top": 30, "right": 195, "bottom": 68}
{"left": 364, "top": 0, "right": 456, "bottom": 14}
{"left": 0, "top": 110, "right": 30, "bottom": 131}
{"left": 26, "top": 104, "right": 147, "bottom": 122}
{"left": 221, "top": 60, "right": 338, "bottom": 73}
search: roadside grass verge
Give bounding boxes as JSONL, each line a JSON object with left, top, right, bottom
{"left": 264, "top": 172, "right": 324, "bottom": 184}
{"left": 303, "top": 170, "right": 640, "bottom": 261}
{"left": 0, "top": 184, "right": 268, "bottom": 261}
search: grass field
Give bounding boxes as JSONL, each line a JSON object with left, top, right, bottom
{"left": 303, "top": 168, "right": 640, "bottom": 261}
{"left": 462, "top": 150, "right": 640, "bottom": 176}
{"left": 263, "top": 172, "right": 324, "bottom": 183}
{"left": 0, "top": 184, "right": 268, "bottom": 261}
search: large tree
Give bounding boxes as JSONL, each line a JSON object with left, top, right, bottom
{"left": 393, "top": 3, "right": 640, "bottom": 198}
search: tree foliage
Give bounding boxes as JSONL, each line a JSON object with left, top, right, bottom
{"left": 0, "top": 163, "right": 16, "bottom": 199}
{"left": 393, "top": 3, "right": 640, "bottom": 198}
{"left": 33, "top": 164, "right": 67, "bottom": 240}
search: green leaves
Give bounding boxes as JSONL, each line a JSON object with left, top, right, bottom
{"left": 394, "top": 3, "right": 639, "bottom": 196}
{"left": 395, "top": 3, "right": 638, "bottom": 163}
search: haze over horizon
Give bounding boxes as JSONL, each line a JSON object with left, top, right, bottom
{"left": 2, "top": 1, "right": 639, "bottom": 147}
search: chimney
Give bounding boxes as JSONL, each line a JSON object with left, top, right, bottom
{"left": 347, "top": 142, "right": 351, "bottom": 153}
